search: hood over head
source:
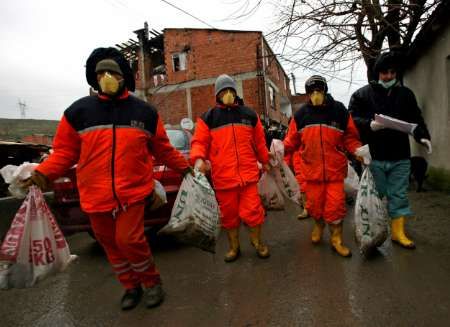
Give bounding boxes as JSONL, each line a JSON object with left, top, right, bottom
{"left": 86, "top": 47, "right": 135, "bottom": 92}
{"left": 373, "top": 51, "right": 403, "bottom": 76}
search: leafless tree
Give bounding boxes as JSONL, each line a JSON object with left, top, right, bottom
{"left": 230, "top": 0, "right": 443, "bottom": 81}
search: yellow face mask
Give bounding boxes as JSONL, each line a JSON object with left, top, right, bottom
{"left": 222, "top": 90, "right": 235, "bottom": 106}
{"left": 310, "top": 91, "right": 325, "bottom": 106}
{"left": 99, "top": 72, "right": 121, "bottom": 95}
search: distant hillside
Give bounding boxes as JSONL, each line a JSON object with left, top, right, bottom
{"left": 0, "top": 118, "right": 59, "bottom": 141}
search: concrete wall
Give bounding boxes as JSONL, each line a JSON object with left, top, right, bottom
{"left": 404, "top": 22, "right": 450, "bottom": 190}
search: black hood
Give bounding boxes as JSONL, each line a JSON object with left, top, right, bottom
{"left": 373, "top": 51, "right": 403, "bottom": 76}
{"left": 86, "top": 47, "right": 135, "bottom": 92}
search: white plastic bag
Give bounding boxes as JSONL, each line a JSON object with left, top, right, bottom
{"left": 148, "top": 180, "right": 167, "bottom": 211}
{"left": 158, "top": 172, "right": 220, "bottom": 253}
{"left": 258, "top": 172, "right": 285, "bottom": 210}
{"left": 354, "top": 167, "right": 389, "bottom": 256}
{"left": 344, "top": 163, "right": 359, "bottom": 198}
{"left": 270, "top": 139, "right": 301, "bottom": 205}
{"left": 0, "top": 186, "right": 76, "bottom": 289}
{"left": 0, "top": 163, "right": 38, "bottom": 199}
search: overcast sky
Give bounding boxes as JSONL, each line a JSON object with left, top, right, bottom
{"left": 0, "top": 0, "right": 366, "bottom": 121}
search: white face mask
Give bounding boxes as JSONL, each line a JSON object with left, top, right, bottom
{"left": 378, "top": 78, "right": 397, "bottom": 89}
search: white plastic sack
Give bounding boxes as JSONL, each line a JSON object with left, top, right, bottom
{"left": 258, "top": 172, "right": 285, "bottom": 210}
{"left": 0, "top": 186, "right": 76, "bottom": 289}
{"left": 344, "top": 163, "right": 359, "bottom": 198}
{"left": 354, "top": 167, "right": 389, "bottom": 256}
{"left": 158, "top": 172, "right": 220, "bottom": 253}
{"left": 148, "top": 180, "right": 167, "bottom": 211}
{"left": 0, "top": 163, "right": 38, "bottom": 199}
{"left": 269, "top": 139, "right": 284, "bottom": 167}
{"left": 270, "top": 139, "right": 301, "bottom": 205}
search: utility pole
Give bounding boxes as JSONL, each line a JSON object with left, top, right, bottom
{"left": 18, "top": 99, "right": 27, "bottom": 119}
{"left": 134, "top": 22, "right": 149, "bottom": 102}
{"left": 291, "top": 73, "right": 297, "bottom": 94}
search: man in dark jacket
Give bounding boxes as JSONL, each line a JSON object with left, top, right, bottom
{"left": 348, "top": 51, "right": 432, "bottom": 249}
{"left": 24, "top": 47, "right": 191, "bottom": 310}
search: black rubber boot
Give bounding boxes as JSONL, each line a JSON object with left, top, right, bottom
{"left": 121, "top": 286, "right": 143, "bottom": 311}
{"left": 144, "top": 284, "right": 165, "bottom": 308}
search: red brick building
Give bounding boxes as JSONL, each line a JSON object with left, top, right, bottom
{"left": 291, "top": 93, "right": 309, "bottom": 115}
{"left": 21, "top": 134, "right": 53, "bottom": 146}
{"left": 119, "top": 26, "right": 292, "bottom": 128}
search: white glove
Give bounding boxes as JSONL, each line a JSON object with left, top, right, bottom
{"left": 354, "top": 144, "right": 372, "bottom": 165}
{"left": 370, "top": 120, "right": 385, "bottom": 131}
{"left": 420, "top": 139, "right": 432, "bottom": 154}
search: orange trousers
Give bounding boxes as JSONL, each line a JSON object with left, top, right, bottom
{"left": 215, "top": 183, "right": 265, "bottom": 229}
{"left": 304, "top": 181, "right": 346, "bottom": 224}
{"left": 88, "top": 202, "right": 160, "bottom": 290}
{"left": 295, "top": 174, "right": 306, "bottom": 193}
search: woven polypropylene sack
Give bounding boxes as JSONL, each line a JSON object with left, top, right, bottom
{"left": 158, "top": 172, "right": 220, "bottom": 253}
{"left": 354, "top": 167, "right": 389, "bottom": 256}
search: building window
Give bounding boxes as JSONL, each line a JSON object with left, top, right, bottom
{"left": 172, "top": 52, "right": 187, "bottom": 72}
{"left": 269, "top": 85, "right": 276, "bottom": 108}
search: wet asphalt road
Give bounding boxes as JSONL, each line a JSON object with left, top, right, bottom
{"left": 2, "top": 190, "right": 450, "bottom": 327}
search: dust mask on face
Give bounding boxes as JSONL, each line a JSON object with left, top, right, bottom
{"left": 99, "top": 72, "right": 122, "bottom": 95}
{"left": 310, "top": 91, "right": 325, "bottom": 106}
{"left": 378, "top": 78, "right": 397, "bottom": 89}
{"left": 222, "top": 90, "right": 235, "bottom": 106}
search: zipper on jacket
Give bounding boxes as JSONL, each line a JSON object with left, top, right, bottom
{"left": 230, "top": 109, "right": 245, "bottom": 185}
{"left": 111, "top": 104, "right": 122, "bottom": 212}
{"left": 319, "top": 125, "right": 326, "bottom": 182}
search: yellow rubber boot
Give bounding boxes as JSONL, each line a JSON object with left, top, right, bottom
{"left": 311, "top": 219, "right": 325, "bottom": 244}
{"left": 329, "top": 223, "right": 352, "bottom": 257}
{"left": 391, "top": 217, "right": 415, "bottom": 249}
{"left": 224, "top": 228, "right": 241, "bottom": 262}
{"left": 249, "top": 225, "right": 270, "bottom": 259}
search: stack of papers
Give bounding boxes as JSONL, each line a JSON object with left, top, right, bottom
{"left": 374, "top": 114, "right": 417, "bottom": 135}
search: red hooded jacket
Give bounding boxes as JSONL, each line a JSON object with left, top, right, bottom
{"left": 284, "top": 96, "right": 361, "bottom": 182}
{"left": 37, "top": 91, "right": 189, "bottom": 213}
{"left": 190, "top": 103, "right": 269, "bottom": 190}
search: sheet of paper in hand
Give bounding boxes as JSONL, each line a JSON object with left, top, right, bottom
{"left": 374, "top": 114, "right": 418, "bottom": 135}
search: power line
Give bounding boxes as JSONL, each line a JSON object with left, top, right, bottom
{"left": 159, "top": 0, "right": 216, "bottom": 29}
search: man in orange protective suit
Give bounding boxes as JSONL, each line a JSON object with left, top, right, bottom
{"left": 23, "top": 47, "right": 191, "bottom": 310}
{"left": 190, "top": 74, "right": 271, "bottom": 262}
{"left": 284, "top": 75, "right": 363, "bottom": 257}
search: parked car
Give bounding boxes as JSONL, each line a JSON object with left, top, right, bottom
{"left": 0, "top": 141, "right": 50, "bottom": 197}
{"left": 50, "top": 128, "right": 192, "bottom": 237}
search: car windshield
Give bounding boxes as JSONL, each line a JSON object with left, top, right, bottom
{"left": 167, "top": 130, "right": 188, "bottom": 150}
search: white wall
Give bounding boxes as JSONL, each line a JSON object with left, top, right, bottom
{"left": 404, "top": 23, "right": 450, "bottom": 171}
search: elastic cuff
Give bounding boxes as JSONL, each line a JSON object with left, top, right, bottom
{"left": 326, "top": 219, "right": 343, "bottom": 225}
{"left": 143, "top": 277, "right": 161, "bottom": 289}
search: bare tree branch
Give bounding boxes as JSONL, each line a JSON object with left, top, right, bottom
{"left": 231, "top": 0, "right": 442, "bottom": 81}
